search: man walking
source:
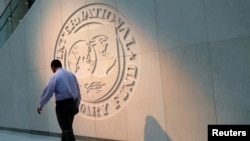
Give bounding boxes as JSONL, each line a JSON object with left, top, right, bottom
{"left": 37, "top": 59, "right": 81, "bottom": 141}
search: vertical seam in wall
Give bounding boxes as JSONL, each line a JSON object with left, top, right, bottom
{"left": 38, "top": 0, "right": 45, "bottom": 70}
{"left": 114, "top": 0, "right": 129, "bottom": 140}
{"left": 21, "top": 0, "right": 30, "bottom": 126}
{"left": 26, "top": 0, "right": 42, "bottom": 131}
{"left": 83, "top": 0, "right": 99, "bottom": 138}
{"left": 202, "top": 0, "right": 218, "bottom": 124}
{"left": 35, "top": 0, "right": 46, "bottom": 131}
{"left": 153, "top": 0, "right": 168, "bottom": 133}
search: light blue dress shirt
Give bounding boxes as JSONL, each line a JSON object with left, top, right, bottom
{"left": 39, "top": 68, "right": 81, "bottom": 108}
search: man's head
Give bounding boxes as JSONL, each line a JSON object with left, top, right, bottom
{"left": 51, "top": 59, "right": 62, "bottom": 73}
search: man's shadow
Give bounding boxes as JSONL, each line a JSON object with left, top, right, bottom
{"left": 144, "top": 115, "right": 172, "bottom": 141}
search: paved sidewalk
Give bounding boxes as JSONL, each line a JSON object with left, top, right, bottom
{"left": 0, "top": 130, "right": 60, "bottom": 141}
{"left": 0, "top": 130, "right": 87, "bottom": 141}
{"left": 0, "top": 129, "right": 114, "bottom": 141}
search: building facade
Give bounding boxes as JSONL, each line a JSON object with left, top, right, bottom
{"left": 0, "top": 0, "right": 250, "bottom": 141}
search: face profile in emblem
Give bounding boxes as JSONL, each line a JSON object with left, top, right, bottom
{"left": 68, "top": 35, "right": 116, "bottom": 79}
{"left": 89, "top": 35, "right": 116, "bottom": 77}
{"left": 68, "top": 40, "right": 96, "bottom": 79}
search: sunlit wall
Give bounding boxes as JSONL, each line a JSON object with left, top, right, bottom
{"left": 0, "top": 0, "right": 250, "bottom": 141}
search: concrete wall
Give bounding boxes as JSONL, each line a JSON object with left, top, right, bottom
{"left": 0, "top": 0, "right": 250, "bottom": 141}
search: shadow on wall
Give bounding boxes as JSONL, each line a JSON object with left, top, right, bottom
{"left": 144, "top": 116, "right": 171, "bottom": 141}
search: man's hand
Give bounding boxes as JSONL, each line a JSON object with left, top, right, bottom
{"left": 37, "top": 107, "right": 42, "bottom": 114}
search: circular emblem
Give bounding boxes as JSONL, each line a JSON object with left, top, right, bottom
{"left": 54, "top": 3, "right": 140, "bottom": 120}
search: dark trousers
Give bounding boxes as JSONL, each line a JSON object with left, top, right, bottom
{"left": 56, "top": 98, "right": 77, "bottom": 141}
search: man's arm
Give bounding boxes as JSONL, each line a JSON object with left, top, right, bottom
{"left": 37, "top": 75, "right": 56, "bottom": 114}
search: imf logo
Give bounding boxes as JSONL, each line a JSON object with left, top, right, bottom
{"left": 54, "top": 3, "right": 140, "bottom": 120}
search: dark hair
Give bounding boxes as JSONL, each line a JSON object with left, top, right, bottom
{"left": 51, "top": 59, "right": 62, "bottom": 68}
